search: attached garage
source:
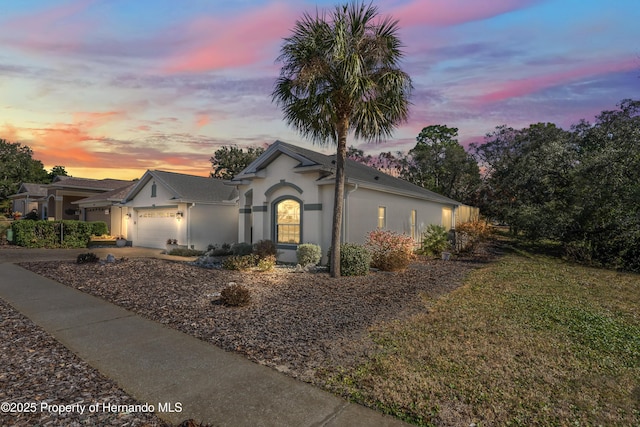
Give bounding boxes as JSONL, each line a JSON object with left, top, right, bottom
{"left": 134, "top": 208, "right": 179, "bottom": 249}
{"left": 85, "top": 207, "right": 111, "bottom": 229}
{"left": 123, "top": 170, "right": 239, "bottom": 251}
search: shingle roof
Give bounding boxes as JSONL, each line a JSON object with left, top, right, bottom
{"left": 49, "top": 177, "right": 133, "bottom": 191}
{"left": 18, "top": 183, "right": 48, "bottom": 197}
{"left": 125, "top": 170, "right": 238, "bottom": 203}
{"left": 235, "top": 140, "right": 461, "bottom": 205}
{"left": 73, "top": 182, "right": 137, "bottom": 205}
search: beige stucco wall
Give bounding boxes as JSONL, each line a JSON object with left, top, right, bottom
{"left": 237, "top": 152, "right": 463, "bottom": 264}
{"left": 188, "top": 203, "right": 238, "bottom": 250}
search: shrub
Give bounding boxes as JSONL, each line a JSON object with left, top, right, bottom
{"left": 207, "top": 243, "right": 232, "bottom": 256}
{"left": 168, "top": 248, "right": 204, "bottom": 257}
{"left": 255, "top": 255, "right": 276, "bottom": 272}
{"left": 297, "top": 243, "right": 322, "bottom": 266}
{"left": 12, "top": 220, "right": 93, "bottom": 248}
{"left": 89, "top": 221, "right": 109, "bottom": 236}
{"left": 340, "top": 243, "right": 372, "bottom": 276}
{"left": 76, "top": 252, "right": 99, "bottom": 264}
{"left": 220, "top": 283, "right": 251, "bottom": 307}
{"left": 223, "top": 254, "right": 259, "bottom": 271}
{"left": 418, "top": 224, "right": 450, "bottom": 256}
{"left": 253, "top": 239, "right": 277, "bottom": 259}
{"left": 365, "top": 229, "right": 415, "bottom": 271}
{"left": 231, "top": 242, "right": 253, "bottom": 256}
{"left": 454, "top": 220, "right": 491, "bottom": 252}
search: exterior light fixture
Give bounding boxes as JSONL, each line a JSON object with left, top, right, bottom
{"left": 176, "top": 211, "right": 184, "bottom": 220}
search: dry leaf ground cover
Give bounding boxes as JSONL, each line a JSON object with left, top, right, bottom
{"left": 0, "top": 298, "right": 170, "bottom": 427}
{"left": 18, "top": 248, "right": 493, "bottom": 384}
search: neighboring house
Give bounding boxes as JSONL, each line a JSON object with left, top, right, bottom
{"left": 45, "top": 176, "right": 134, "bottom": 221}
{"left": 122, "top": 170, "right": 239, "bottom": 250}
{"left": 8, "top": 183, "right": 48, "bottom": 217}
{"left": 231, "top": 140, "right": 478, "bottom": 263}
{"left": 73, "top": 182, "right": 137, "bottom": 235}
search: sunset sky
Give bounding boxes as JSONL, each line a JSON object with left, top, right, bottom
{"left": 1, "top": 0, "right": 638, "bottom": 180}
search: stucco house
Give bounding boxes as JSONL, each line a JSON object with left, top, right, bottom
{"left": 122, "top": 170, "right": 238, "bottom": 250}
{"left": 8, "top": 183, "right": 48, "bottom": 217}
{"left": 231, "top": 140, "right": 478, "bottom": 263}
{"left": 73, "top": 182, "right": 137, "bottom": 235}
{"left": 45, "top": 176, "right": 134, "bottom": 221}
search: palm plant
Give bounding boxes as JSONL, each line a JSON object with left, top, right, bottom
{"left": 272, "top": 1, "right": 412, "bottom": 277}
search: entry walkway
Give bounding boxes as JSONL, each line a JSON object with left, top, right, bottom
{"left": 0, "top": 249, "right": 408, "bottom": 426}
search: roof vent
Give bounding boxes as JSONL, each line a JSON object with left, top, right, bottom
{"left": 331, "top": 160, "right": 336, "bottom": 165}
{"left": 374, "top": 176, "right": 380, "bottom": 180}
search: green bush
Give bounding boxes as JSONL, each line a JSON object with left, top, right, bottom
{"left": 418, "top": 224, "right": 450, "bottom": 256}
{"left": 223, "top": 254, "right": 259, "bottom": 271}
{"left": 11, "top": 220, "right": 93, "bottom": 248}
{"left": 168, "top": 248, "right": 204, "bottom": 257}
{"left": 255, "top": 255, "right": 276, "bottom": 272}
{"left": 253, "top": 239, "right": 277, "bottom": 259}
{"left": 207, "top": 243, "right": 233, "bottom": 256}
{"left": 297, "top": 243, "right": 322, "bottom": 266}
{"left": 77, "top": 252, "right": 99, "bottom": 264}
{"left": 89, "top": 221, "right": 109, "bottom": 236}
{"left": 232, "top": 242, "right": 253, "bottom": 256}
{"left": 340, "top": 243, "right": 372, "bottom": 276}
{"left": 220, "top": 283, "right": 251, "bottom": 307}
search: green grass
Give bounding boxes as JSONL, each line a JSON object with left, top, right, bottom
{"left": 325, "top": 243, "right": 640, "bottom": 426}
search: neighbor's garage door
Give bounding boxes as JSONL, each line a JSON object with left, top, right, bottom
{"left": 85, "top": 207, "right": 111, "bottom": 232}
{"left": 135, "top": 208, "right": 177, "bottom": 249}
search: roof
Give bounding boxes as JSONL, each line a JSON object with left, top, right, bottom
{"left": 234, "top": 140, "right": 461, "bottom": 205}
{"left": 8, "top": 183, "right": 48, "bottom": 199}
{"left": 73, "top": 182, "right": 137, "bottom": 206}
{"left": 49, "top": 176, "right": 133, "bottom": 191}
{"left": 124, "top": 170, "right": 238, "bottom": 203}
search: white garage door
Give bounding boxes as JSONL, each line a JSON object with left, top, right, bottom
{"left": 135, "top": 209, "right": 178, "bottom": 249}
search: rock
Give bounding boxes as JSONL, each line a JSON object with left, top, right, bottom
{"left": 106, "top": 254, "right": 116, "bottom": 263}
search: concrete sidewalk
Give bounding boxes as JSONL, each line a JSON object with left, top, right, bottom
{"left": 0, "top": 260, "right": 408, "bottom": 426}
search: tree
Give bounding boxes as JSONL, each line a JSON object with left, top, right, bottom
{"left": 48, "top": 165, "right": 69, "bottom": 181}
{"left": 210, "top": 146, "right": 265, "bottom": 180}
{"left": 471, "top": 123, "right": 575, "bottom": 238}
{"left": 401, "top": 125, "right": 480, "bottom": 204}
{"left": 273, "top": 2, "right": 412, "bottom": 277}
{"left": 0, "top": 139, "right": 48, "bottom": 200}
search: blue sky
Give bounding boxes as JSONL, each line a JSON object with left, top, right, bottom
{"left": 1, "top": 0, "right": 638, "bottom": 179}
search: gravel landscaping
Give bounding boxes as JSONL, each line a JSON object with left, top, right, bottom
{"left": 2, "top": 244, "right": 495, "bottom": 426}
{"left": 17, "top": 246, "right": 495, "bottom": 385}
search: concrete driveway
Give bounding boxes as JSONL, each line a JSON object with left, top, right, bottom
{"left": 0, "top": 245, "right": 197, "bottom": 263}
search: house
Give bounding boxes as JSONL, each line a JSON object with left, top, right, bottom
{"left": 231, "top": 140, "right": 478, "bottom": 263}
{"left": 122, "top": 170, "right": 239, "bottom": 250}
{"left": 73, "top": 182, "right": 137, "bottom": 235}
{"left": 45, "top": 176, "right": 134, "bottom": 221}
{"left": 8, "top": 183, "right": 48, "bottom": 218}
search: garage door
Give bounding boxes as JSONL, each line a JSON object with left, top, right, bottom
{"left": 85, "top": 207, "right": 111, "bottom": 232}
{"left": 135, "top": 208, "right": 178, "bottom": 249}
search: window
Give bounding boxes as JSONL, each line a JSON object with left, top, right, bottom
{"left": 377, "top": 206, "right": 386, "bottom": 229}
{"left": 275, "top": 199, "right": 300, "bottom": 244}
{"left": 410, "top": 209, "right": 417, "bottom": 238}
{"left": 151, "top": 181, "right": 157, "bottom": 198}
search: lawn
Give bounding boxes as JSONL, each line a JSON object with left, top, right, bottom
{"left": 324, "top": 243, "right": 640, "bottom": 426}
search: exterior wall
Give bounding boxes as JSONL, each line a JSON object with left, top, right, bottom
{"left": 345, "top": 186, "right": 451, "bottom": 243}
{"left": 237, "top": 154, "right": 326, "bottom": 263}
{"left": 126, "top": 179, "right": 174, "bottom": 208}
{"left": 188, "top": 203, "right": 238, "bottom": 250}
{"left": 11, "top": 197, "right": 39, "bottom": 216}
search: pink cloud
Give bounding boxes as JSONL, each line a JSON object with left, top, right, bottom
{"left": 2, "top": 0, "right": 95, "bottom": 54}
{"left": 389, "top": 0, "right": 541, "bottom": 27}
{"left": 164, "top": 2, "right": 297, "bottom": 73}
{"left": 476, "top": 58, "right": 639, "bottom": 104}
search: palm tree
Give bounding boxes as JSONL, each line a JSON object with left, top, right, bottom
{"left": 272, "top": 2, "right": 412, "bottom": 277}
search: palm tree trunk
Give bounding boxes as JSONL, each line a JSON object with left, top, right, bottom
{"left": 330, "top": 118, "right": 349, "bottom": 277}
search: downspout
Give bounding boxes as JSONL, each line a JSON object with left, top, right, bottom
{"left": 187, "top": 203, "right": 196, "bottom": 249}
{"left": 342, "top": 183, "right": 358, "bottom": 243}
